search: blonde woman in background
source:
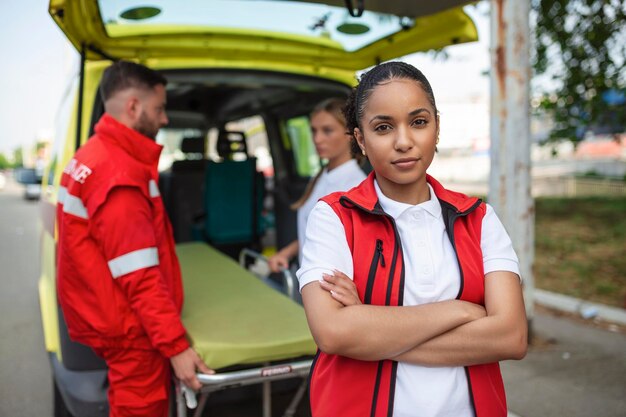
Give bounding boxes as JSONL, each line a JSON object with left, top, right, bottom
{"left": 267, "top": 98, "right": 366, "bottom": 273}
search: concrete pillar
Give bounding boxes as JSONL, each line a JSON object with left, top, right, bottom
{"left": 489, "top": 0, "right": 535, "bottom": 338}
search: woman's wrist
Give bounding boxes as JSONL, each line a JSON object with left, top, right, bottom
{"left": 280, "top": 240, "right": 299, "bottom": 259}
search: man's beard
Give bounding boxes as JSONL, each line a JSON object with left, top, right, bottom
{"left": 133, "top": 112, "right": 159, "bottom": 140}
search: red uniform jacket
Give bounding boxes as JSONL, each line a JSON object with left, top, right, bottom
{"left": 310, "top": 173, "right": 507, "bottom": 417}
{"left": 56, "top": 113, "right": 189, "bottom": 357}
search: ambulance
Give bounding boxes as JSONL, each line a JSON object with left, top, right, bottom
{"left": 39, "top": 1, "right": 477, "bottom": 415}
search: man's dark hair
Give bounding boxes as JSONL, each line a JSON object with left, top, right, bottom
{"left": 99, "top": 60, "right": 167, "bottom": 102}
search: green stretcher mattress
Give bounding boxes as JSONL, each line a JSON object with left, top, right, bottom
{"left": 176, "top": 242, "right": 317, "bottom": 370}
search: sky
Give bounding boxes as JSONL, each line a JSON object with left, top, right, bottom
{"left": 0, "top": 1, "right": 492, "bottom": 157}
{"left": 0, "top": 0, "right": 76, "bottom": 156}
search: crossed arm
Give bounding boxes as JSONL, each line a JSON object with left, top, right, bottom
{"left": 301, "top": 270, "right": 527, "bottom": 366}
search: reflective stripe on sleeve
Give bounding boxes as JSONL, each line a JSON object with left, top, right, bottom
{"left": 62, "top": 190, "right": 89, "bottom": 219}
{"left": 149, "top": 180, "right": 160, "bottom": 198}
{"left": 58, "top": 186, "right": 68, "bottom": 205}
{"left": 108, "top": 247, "right": 160, "bottom": 279}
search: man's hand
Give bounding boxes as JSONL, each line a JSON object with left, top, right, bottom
{"left": 319, "top": 270, "right": 362, "bottom": 306}
{"left": 170, "top": 347, "right": 214, "bottom": 391}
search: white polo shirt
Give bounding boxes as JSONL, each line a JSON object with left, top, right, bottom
{"left": 296, "top": 159, "right": 366, "bottom": 263}
{"left": 297, "top": 180, "right": 520, "bottom": 417}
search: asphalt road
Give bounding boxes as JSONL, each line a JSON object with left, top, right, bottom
{"left": 502, "top": 311, "right": 626, "bottom": 417}
{"left": 0, "top": 179, "right": 51, "bottom": 416}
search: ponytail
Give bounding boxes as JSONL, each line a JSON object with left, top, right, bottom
{"left": 290, "top": 168, "right": 324, "bottom": 210}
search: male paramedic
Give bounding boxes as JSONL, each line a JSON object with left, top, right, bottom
{"left": 56, "top": 60, "right": 212, "bottom": 416}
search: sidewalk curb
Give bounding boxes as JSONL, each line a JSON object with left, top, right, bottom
{"left": 534, "top": 289, "right": 626, "bottom": 325}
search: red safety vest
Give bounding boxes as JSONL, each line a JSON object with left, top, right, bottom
{"left": 311, "top": 173, "right": 507, "bottom": 417}
{"left": 56, "top": 113, "right": 188, "bottom": 357}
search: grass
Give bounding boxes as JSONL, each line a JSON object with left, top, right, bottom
{"left": 534, "top": 196, "right": 626, "bottom": 308}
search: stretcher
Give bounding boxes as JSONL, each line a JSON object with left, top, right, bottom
{"left": 174, "top": 242, "right": 317, "bottom": 417}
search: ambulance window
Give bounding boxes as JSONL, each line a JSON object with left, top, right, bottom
{"left": 47, "top": 78, "right": 78, "bottom": 186}
{"left": 285, "top": 116, "right": 321, "bottom": 178}
{"left": 156, "top": 128, "right": 205, "bottom": 172}
{"left": 214, "top": 116, "right": 274, "bottom": 177}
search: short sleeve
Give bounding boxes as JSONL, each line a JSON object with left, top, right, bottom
{"left": 296, "top": 201, "right": 354, "bottom": 291}
{"left": 481, "top": 204, "right": 521, "bottom": 280}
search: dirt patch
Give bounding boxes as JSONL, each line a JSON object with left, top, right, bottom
{"left": 534, "top": 196, "right": 626, "bottom": 308}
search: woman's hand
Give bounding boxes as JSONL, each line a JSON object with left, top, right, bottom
{"left": 267, "top": 252, "right": 290, "bottom": 273}
{"left": 267, "top": 240, "right": 299, "bottom": 273}
{"left": 319, "top": 270, "right": 362, "bottom": 306}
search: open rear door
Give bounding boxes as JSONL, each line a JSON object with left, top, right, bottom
{"left": 49, "top": 0, "right": 477, "bottom": 70}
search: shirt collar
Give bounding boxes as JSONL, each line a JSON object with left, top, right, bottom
{"left": 94, "top": 113, "right": 163, "bottom": 167}
{"left": 374, "top": 180, "right": 442, "bottom": 220}
{"left": 322, "top": 159, "right": 360, "bottom": 184}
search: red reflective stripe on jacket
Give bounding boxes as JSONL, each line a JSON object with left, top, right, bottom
{"left": 57, "top": 113, "right": 189, "bottom": 357}
{"left": 311, "top": 173, "right": 507, "bottom": 417}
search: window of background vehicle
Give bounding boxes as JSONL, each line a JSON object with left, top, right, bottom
{"left": 218, "top": 116, "right": 274, "bottom": 178}
{"left": 157, "top": 127, "right": 205, "bottom": 172}
{"left": 285, "top": 116, "right": 321, "bottom": 178}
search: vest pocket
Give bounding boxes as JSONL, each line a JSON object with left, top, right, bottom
{"left": 364, "top": 239, "right": 385, "bottom": 304}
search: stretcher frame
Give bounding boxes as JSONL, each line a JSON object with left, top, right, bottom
{"left": 174, "top": 248, "right": 312, "bottom": 417}
{"left": 175, "top": 359, "right": 312, "bottom": 417}
{"left": 239, "top": 248, "right": 298, "bottom": 301}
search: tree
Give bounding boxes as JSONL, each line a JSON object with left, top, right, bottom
{"left": 531, "top": 0, "right": 626, "bottom": 143}
{"left": 0, "top": 153, "right": 10, "bottom": 170}
{"left": 13, "top": 147, "right": 23, "bottom": 168}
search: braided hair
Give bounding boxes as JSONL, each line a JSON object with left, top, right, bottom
{"left": 343, "top": 61, "right": 438, "bottom": 155}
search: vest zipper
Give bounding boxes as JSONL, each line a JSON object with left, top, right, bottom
{"left": 376, "top": 240, "right": 386, "bottom": 267}
{"left": 365, "top": 239, "right": 385, "bottom": 304}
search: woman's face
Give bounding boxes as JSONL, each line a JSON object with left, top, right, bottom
{"left": 311, "top": 110, "right": 352, "bottom": 167}
{"left": 355, "top": 78, "right": 438, "bottom": 203}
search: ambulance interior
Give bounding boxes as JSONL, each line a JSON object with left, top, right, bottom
{"left": 154, "top": 69, "right": 351, "bottom": 256}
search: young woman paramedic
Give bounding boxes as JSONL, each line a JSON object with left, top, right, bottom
{"left": 267, "top": 98, "right": 366, "bottom": 273}
{"left": 297, "top": 61, "right": 527, "bottom": 417}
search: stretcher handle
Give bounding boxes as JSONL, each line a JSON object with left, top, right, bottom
{"left": 196, "top": 360, "right": 312, "bottom": 387}
{"left": 181, "top": 383, "right": 198, "bottom": 408}
{"left": 238, "top": 248, "right": 297, "bottom": 300}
